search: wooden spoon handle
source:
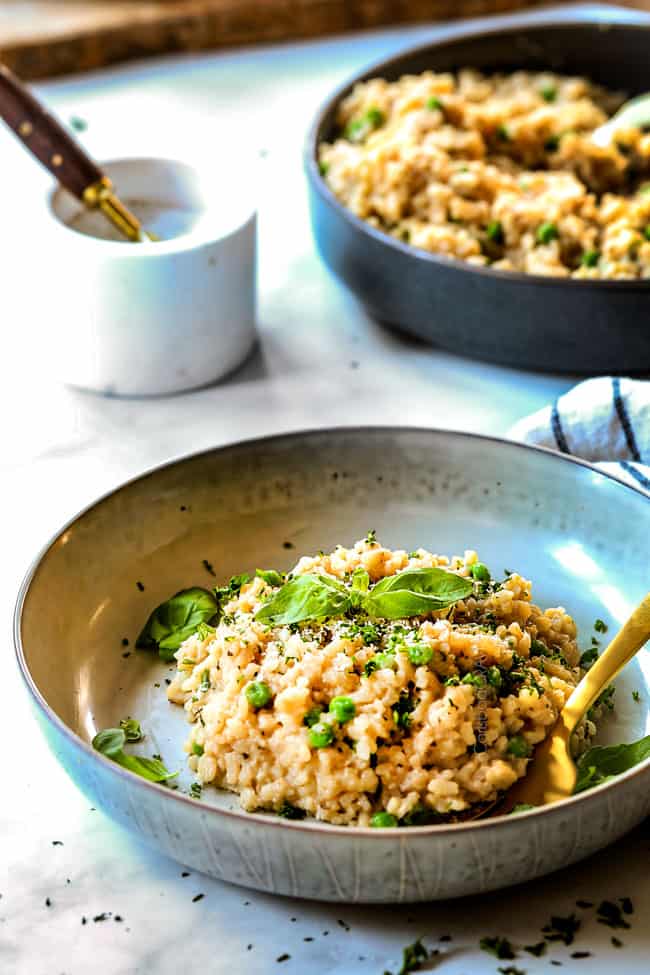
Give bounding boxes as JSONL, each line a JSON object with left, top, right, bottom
{"left": 0, "top": 62, "right": 104, "bottom": 199}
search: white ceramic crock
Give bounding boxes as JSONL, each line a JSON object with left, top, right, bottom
{"left": 43, "top": 156, "right": 256, "bottom": 396}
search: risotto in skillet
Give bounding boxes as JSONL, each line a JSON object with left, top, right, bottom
{"left": 159, "top": 535, "right": 596, "bottom": 827}
{"left": 318, "top": 70, "right": 650, "bottom": 279}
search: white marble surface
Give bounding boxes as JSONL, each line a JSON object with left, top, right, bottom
{"left": 2, "top": 4, "right": 650, "bottom": 972}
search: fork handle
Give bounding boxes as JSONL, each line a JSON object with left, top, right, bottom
{"left": 562, "top": 591, "right": 650, "bottom": 732}
{"left": 0, "top": 62, "right": 103, "bottom": 199}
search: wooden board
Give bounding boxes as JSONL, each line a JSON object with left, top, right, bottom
{"left": 0, "top": 0, "right": 553, "bottom": 79}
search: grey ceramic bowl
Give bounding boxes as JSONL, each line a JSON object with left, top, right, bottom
{"left": 14, "top": 428, "right": 650, "bottom": 902}
{"left": 305, "top": 13, "right": 650, "bottom": 374}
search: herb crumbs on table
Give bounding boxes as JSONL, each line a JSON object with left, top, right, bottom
{"left": 596, "top": 900, "right": 631, "bottom": 928}
{"left": 524, "top": 941, "right": 546, "bottom": 956}
{"left": 542, "top": 913, "right": 581, "bottom": 945}
{"left": 69, "top": 115, "right": 87, "bottom": 131}
{"left": 498, "top": 968, "right": 525, "bottom": 975}
{"left": 385, "top": 938, "right": 430, "bottom": 975}
{"left": 93, "top": 913, "right": 110, "bottom": 922}
{"left": 247, "top": 944, "right": 253, "bottom": 951}
{"left": 114, "top": 915, "right": 123, "bottom": 922}
{"left": 571, "top": 951, "right": 591, "bottom": 958}
{"left": 165, "top": 678, "right": 171, "bottom": 685}
{"left": 304, "top": 937, "right": 314, "bottom": 942}
{"left": 276, "top": 953, "right": 290, "bottom": 963}
{"left": 612, "top": 936, "right": 624, "bottom": 948}
{"left": 181, "top": 872, "right": 190, "bottom": 877}
{"left": 121, "top": 637, "right": 129, "bottom": 646}
{"left": 575, "top": 900, "right": 593, "bottom": 909}
{"left": 45, "top": 897, "right": 52, "bottom": 907}
{"left": 81, "top": 917, "right": 87, "bottom": 925}
{"left": 439, "top": 934, "right": 452, "bottom": 942}
{"left": 202, "top": 559, "right": 216, "bottom": 576}
{"left": 282, "top": 541, "right": 294, "bottom": 549}
{"left": 136, "top": 581, "right": 145, "bottom": 591}
{"left": 192, "top": 893, "right": 204, "bottom": 903}
{"left": 52, "top": 840, "right": 63, "bottom": 846}
{"left": 122, "top": 651, "right": 131, "bottom": 658}
{"left": 480, "top": 935, "right": 516, "bottom": 959}
{"left": 620, "top": 896, "right": 634, "bottom": 914}
{"left": 337, "top": 919, "right": 350, "bottom": 931}
{"left": 632, "top": 690, "right": 641, "bottom": 702}
{"left": 550, "top": 964, "right": 562, "bottom": 968}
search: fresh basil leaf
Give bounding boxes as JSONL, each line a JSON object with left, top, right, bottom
{"left": 362, "top": 567, "right": 473, "bottom": 620}
{"left": 574, "top": 734, "right": 650, "bottom": 793}
{"left": 256, "top": 569, "right": 284, "bottom": 586}
{"left": 116, "top": 753, "right": 177, "bottom": 782}
{"left": 255, "top": 574, "right": 350, "bottom": 625}
{"left": 92, "top": 727, "right": 126, "bottom": 758}
{"left": 136, "top": 587, "right": 219, "bottom": 660}
{"left": 92, "top": 727, "right": 176, "bottom": 782}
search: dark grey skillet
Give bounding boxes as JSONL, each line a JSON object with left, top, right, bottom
{"left": 304, "top": 17, "right": 650, "bottom": 374}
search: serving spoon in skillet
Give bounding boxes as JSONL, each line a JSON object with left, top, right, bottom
{"left": 0, "top": 61, "right": 156, "bottom": 242}
{"left": 493, "top": 591, "right": 650, "bottom": 815}
{"left": 592, "top": 95, "right": 650, "bottom": 148}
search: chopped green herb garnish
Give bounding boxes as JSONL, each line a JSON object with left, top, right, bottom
{"left": 303, "top": 707, "right": 322, "bottom": 727}
{"left": 277, "top": 801, "right": 306, "bottom": 820}
{"left": 364, "top": 652, "right": 397, "bottom": 676}
{"left": 191, "top": 742, "right": 204, "bottom": 756}
{"left": 426, "top": 96, "right": 443, "bottom": 112}
{"left": 190, "top": 782, "right": 202, "bottom": 799}
{"left": 486, "top": 220, "right": 504, "bottom": 244}
{"left": 199, "top": 669, "right": 211, "bottom": 693}
{"left": 510, "top": 803, "right": 537, "bottom": 815}
{"left": 366, "top": 529, "right": 377, "bottom": 545}
{"left": 524, "top": 941, "right": 547, "bottom": 956}
{"left": 594, "top": 618, "right": 608, "bottom": 633}
{"left": 480, "top": 936, "right": 516, "bottom": 960}
{"left": 596, "top": 900, "right": 631, "bottom": 929}
{"left": 540, "top": 84, "right": 557, "bottom": 102}
{"left": 632, "top": 690, "right": 641, "bottom": 703}
{"left": 318, "top": 160, "right": 330, "bottom": 176}
{"left": 580, "top": 646, "right": 599, "bottom": 668}
{"left": 496, "top": 124, "right": 511, "bottom": 141}
{"left": 542, "top": 913, "right": 580, "bottom": 945}
{"left": 407, "top": 643, "right": 433, "bottom": 666}
{"left": 256, "top": 569, "right": 284, "bottom": 587}
{"left": 581, "top": 249, "right": 600, "bottom": 268}
{"left": 392, "top": 689, "right": 416, "bottom": 730}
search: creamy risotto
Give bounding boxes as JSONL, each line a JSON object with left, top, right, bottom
{"left": 165, "top": 536, "right": 594, "bottom": 827}
{"left": 318, "top": 70, "right": 650, "bottom": 279}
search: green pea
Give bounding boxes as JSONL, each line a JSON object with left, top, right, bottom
{"left": 407, "top": 644, "right": 433, "bottom": 666}
{"left": 303, "top": 707, "right": 322, "bottom": 728}
{"left": 540, "top": 84, "right": 557, "bottom": 103}
{"left": 581, "top": 249, "right": 600, "bottom": 268}
{"left": 370, "top": 811, "right": 398, "bottom": 828}
{"left": 470, "top": 562, "right": 491, "bottom": 582}
{"left": 643, "top": 226, "right": 650, "bottom": 241}
{"left": 245, "top": 680, "right": 272, "bottom": 709}
{"left": 308, "top": 721, "right": 335, "bottom": 748}
{"left": 536, "top": 222, "right": 559, "bottom": 245}
{"left": 507, "top": 735, "right": 532, "bottom": 758}
{"left": 487, "top": 665, "right": 502, "bottom": 690}
{"left": 426, "top": 95, "right": 443, "bottom": 112}
{"left": 329, "top": 696, "right": 356, "bottom": 723}
{"left": 486, "top": 220, "right": 504, "bottom": 244}
{"left": 191, "top": 742, "right": 204, "bottom": 756}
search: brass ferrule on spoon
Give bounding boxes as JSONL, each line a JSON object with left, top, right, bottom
{"left": 83, "top": 177, "right": 151, "bottom": 243}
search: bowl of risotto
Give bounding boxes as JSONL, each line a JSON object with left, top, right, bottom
{"left": 14, "top": 428, "right": 650, "bottom": 901}
{"left": 305, "top": 13, "right": 650, "bottom": 373}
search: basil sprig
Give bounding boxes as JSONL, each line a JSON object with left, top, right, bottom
{"left": 92, "top": 728, "right": 177, "bottom": 783}
{"left": 255, "top": 566, "right": 473, "bottom": 625}
{"left": 575, "top": 734, "right": 650, "bottom": 793}
{"left": 136, "top": 587, "right": 219, "bottom": 660}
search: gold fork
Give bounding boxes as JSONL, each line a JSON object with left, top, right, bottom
{"left": 498, "top": 591, "right": 650, "bottom": 813}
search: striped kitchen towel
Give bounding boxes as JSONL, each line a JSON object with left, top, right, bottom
{"left": 509, "top": 377, "right": 650, "bottom": 494}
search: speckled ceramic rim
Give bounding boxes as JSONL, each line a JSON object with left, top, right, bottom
{"left": 304, "top": 12, "right": 650, "bottom": 292}
{"left": 13, "top": 427, "right": 650, "bottom": 836}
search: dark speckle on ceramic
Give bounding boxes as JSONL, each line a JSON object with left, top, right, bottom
{"left": 305, "top": 15, "right": 650, "bottom": 374}
{"left": 14, "top": 428, "right": 650, "bottom": 902}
